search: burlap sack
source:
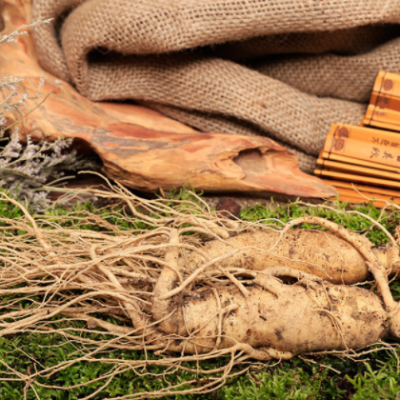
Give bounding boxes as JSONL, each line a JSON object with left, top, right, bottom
{"left": 31, "top": 0, "right": 400, "bottom": 173}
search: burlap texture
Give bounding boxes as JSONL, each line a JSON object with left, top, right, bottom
{"left": 31, "top": 0, "right": 400, "bottom": 173}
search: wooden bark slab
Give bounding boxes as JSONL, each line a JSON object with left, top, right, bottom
{"left": 0, "top": 0, "right": 337, "bottom": 199}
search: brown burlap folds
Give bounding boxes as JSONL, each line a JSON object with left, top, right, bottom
{"left": 31, "top": 0, "right": 400, "bottom": 173}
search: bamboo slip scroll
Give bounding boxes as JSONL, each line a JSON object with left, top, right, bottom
{"left": 316, "top": 123, "right": 400, "bottom": 206}
{"left": 362, "top": 71, "right": 400, "bottom": 132}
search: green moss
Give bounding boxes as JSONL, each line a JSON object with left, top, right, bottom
{"left": 1, "top": 189, "right": 400, "bottom": 399}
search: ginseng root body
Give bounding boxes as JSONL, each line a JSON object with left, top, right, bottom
{"left": 150, "top": 232, "right": 397, "bottom": 360}
{"left": 153, "top": 273, "right": 388, "bottom": 359}
{"left": 183, "top": 228, "right": 400, "bottom": 284}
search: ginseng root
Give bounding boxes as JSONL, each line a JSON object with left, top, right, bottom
{"left": 182, "top": 216, "right": 400, "bottom": 284}
{"left": 141, "top": 230, "right": 399, "bottom": 361}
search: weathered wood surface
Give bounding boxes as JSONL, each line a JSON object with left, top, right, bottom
{"left": 0, "top": 0, "right": 337, "bottom": 198}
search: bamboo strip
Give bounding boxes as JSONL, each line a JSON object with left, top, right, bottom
{"left": 320, "top": 151, "right": 400, "bottom": 173}
{"left": 314, "top": 168, "right": 400, "bottom": 189}
{"left": 323, "top": 123, "right": 400, "bottom": 170}
{"left": 323, "top": 179, "right": 400, "bottom": 197}
{"left": 316, "top": 159, "right": 400, "bottom": 181}
{"left": 362, "top": 70, "right": 400, "bottom": 132}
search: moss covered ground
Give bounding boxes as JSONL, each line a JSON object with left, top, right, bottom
{"left": 1, "top": 189, "right": 400, "bottom": 399}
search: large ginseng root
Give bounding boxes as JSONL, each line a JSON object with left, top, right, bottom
{"left": 182, "top": 216, "right": 400, "bottom": 284}
{"left": 146, "top": 230, "right": 400, "bottom": 361}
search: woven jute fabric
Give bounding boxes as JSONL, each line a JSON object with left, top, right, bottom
{"left": 31, "top": 0, "right": 400, "bottom": 173}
